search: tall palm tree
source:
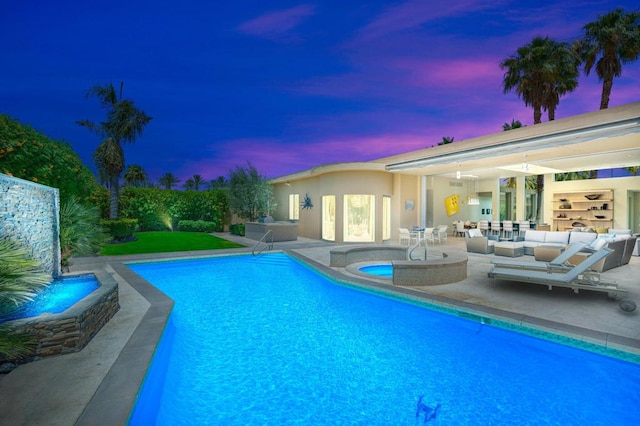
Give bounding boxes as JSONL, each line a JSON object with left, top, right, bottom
{"left": 192, "top": 174, "right": 205, "bottom": 191}
{"left": 159, "top": 172, "right": 180, "bottom": 190}
{"left": 77, "top": 82, "right": 152, "bottom": 219}
{"left": 542, "top": 42, "right": 581, "bottom": 121}
{"left": 123, "top": 164, "right": 148, "bottom": 187}
{"left": 210, "top": 176, "right": 228, "bottom": 190}
{"left": 183, "top": 178, "right": 195, "bottom": 191}
{"left": 501, "top": 37, "right": 579, "bottom": 124}
{"left": 578, "top": 8, "right": 640, "bottom": 109}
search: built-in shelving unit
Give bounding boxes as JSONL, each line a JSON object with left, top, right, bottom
{"left": 552, "top": 189, "right": 613, "bottom": 231}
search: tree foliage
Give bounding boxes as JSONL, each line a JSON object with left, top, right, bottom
{"left": 437, "top": 136, "right": 454, "bottom": 146}
{"left": 501, "top": 36, "right": 580, "bottom": 124}
{"left": 502, "top": 120, "right": 523, "bottom": 131}
{"left": 123, "top": 164, "right": 148, "bottom": 187}
{"left": 59, "top": 198, "right": 109, "bottom": 266}
{"left": 159, "top": 172, "right": 180, "bottom": 189}
{"left": 77, "top": 81, "right": 152, "bottom": 219}
{"left": 228, "top": 163, "right": 276, "bottom": 222}
{"left": 0, "top": 115, "right": 100, "bottom": 203}
{"left": 577, "top": 8, "right": 640, "bottom": 109}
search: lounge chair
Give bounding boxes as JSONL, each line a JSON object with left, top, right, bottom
{"left": 490, "top": 242, "right": 586, "bottom": 273}
{"left": 487, "top": 247, "right": 626, "bottom": 299}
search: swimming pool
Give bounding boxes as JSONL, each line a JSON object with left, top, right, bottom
{"left": 128, "top": 253, "right": 640, "bottom": 425}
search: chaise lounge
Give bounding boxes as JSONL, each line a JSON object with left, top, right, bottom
{"left": 487, "top": 247, "right": 627, "bottom": 299}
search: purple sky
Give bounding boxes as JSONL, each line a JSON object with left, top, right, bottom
{"left": 2, "top": 0, "right": 639, "bottom": 184}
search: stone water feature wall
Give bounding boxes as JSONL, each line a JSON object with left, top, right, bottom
{"left": 0, "top": 271, "right": 120, "bottom": 366}
{"left": 0, "top": 173, "right": 61, "bottom": 278}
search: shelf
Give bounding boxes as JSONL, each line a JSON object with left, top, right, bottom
{"left": 552, "top": 189, "right": 613, "bottom": 230}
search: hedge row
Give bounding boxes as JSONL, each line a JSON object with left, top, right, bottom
{"left": 178, "top": 220, "right": 217, "bottom": 232}
{"left": 118, "top": 187, "right": 230, "bottom": 231}
{"left": 100, "top": 218, "right": 138, "bottom": 241}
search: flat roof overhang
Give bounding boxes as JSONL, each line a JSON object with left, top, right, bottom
{"left": 382, "top": 103, "right": 640, "bottom": 179}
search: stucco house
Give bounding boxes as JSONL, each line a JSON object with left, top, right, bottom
{"left": 270, "top": 102, "right": 640, "bottom": 244}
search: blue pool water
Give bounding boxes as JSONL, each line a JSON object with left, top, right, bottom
{"left": 0, "top": 275, "right": 99, "bottom": 323}
{"left": 128, "top": 253, "right": 640, "bottom": 425}
{"left": 359, "top": 263, "right": 393, "bottom": 277}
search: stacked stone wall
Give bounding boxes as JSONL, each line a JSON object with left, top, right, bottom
{"left": 0, "top": 272, "right": 120, "bottom": 366}
{"left": 0, "top": 173, "right": 61, "bottom": 277}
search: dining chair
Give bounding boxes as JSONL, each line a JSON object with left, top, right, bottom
{"left": 502, "top": 220, "right": 514, "bottom": 240}
{"left": 490, "top": 220, "right": 501, "bottom": 237}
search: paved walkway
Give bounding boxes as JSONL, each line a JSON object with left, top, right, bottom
{"left": 1, "top": 234, "right": 638, "bottom": 425}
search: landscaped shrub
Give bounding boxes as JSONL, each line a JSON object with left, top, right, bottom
{"left": 229, "top": 223, "right": 245, "bottom": 236}
{"left": 119, "top": 187, "right": 229, "bottom": 231}
{"left": 119, "top": 188, "right": 173, "bottom": 231}
{"left": 178, "top": 220, "right": 217, "bottom": 233}
{"left": 60, "top": 198, "right": 109, "bottom": 267}
{"left": 100, "top": 219, "right": 138, "bottom": 241}
{"left": 0, "top": 239, "right": 50, "bottom": 360}
{"left": 0, "top": 114, "right": 101, "bottom": 204}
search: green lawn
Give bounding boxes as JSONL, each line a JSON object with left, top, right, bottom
{"left": 100, "top": 231, "right": 245, "bottom": 256}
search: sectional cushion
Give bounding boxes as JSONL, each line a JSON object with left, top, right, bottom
{"left": 587, "top": 238, "right": 608, "bottom": 251}
{"left": 524, "top": 230, "right": 546, "bottom": 243}
{"left": 468, "top": 229, "right": 483, "bottom": 238}
{"left": 544, "top": 231, "right": 570, "bottom": 245}
{"left": 569, "top": 232, "right": 597, "bottom": 245}
{"left": 609, "top": 229, "right": 631, "bottom": 235}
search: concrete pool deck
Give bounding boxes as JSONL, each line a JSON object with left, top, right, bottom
{"left": 0, "top": 235, "right": 639, "bottom": 425}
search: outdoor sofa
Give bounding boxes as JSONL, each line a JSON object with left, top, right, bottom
{"left": 466, "top": 228, "right": 636, "bottom": 272}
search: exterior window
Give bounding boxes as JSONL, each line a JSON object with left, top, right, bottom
{"left": 344, "top": 194, "right": 375, "bottom": 242}
{"left": 382, "top": 196, "right": 391, "bottom": 240}
{"left": 322, "top": 195, "right": 335, "bottom": 241}
{"left": 289, "top": 194, "right": 299, "bottom": 220}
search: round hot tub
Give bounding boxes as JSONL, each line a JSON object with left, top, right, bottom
{"left": 358, "top": 263, "right": 393, "bottom": 278}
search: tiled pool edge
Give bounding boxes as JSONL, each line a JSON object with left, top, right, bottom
{"left": 75, "top": 262, "right": 174, "bottom": 426}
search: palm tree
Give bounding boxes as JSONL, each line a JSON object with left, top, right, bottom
{"left": 159, "top": 172, "right": 180, "bottom": 190}
{"left": 77, "top": 82, "right": 152, "bottom": 219}
{"left": 542, "top": 42, "right": 581, "bottom": 121}
{"left": 578, "top": 8, "right": 640, "bottom": 109}
{"left": 437, "top": 136, "right": 455, "bottom": 146}
{"left": 501, "top": 37, "right": 579, "bottom": 124}
{"left": 502, "top": 119, "right": 523, "bottom": 131}
{"left": 123, "top": 164, "right": 148, "bottom": 187}
{"left": 555, "top": 171, "right": 598, "bottom": 181}
{"left": 210, "top": 176, "right": 228, "bottom": 190}
{"left": 625, "top": 166, "right": 639, "bottom": 176}
{"left": 183, "top": 178, "right": 195, "bottom": 191}
{"left": 192, "top": 174, "right": 205, "bottom": 191}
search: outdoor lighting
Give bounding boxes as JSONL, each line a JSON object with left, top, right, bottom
{"left": 522, "top": 154, "right": 529, "bottom": 171}
{"left": 456, "top": 170, "right": 461, "bottom": 179}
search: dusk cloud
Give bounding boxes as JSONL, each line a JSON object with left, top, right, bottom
{"left": 237, "top": 4, "right": 316, "bottom": 42}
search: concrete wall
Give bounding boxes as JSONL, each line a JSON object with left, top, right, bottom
{"left": 0, "top": 173, "right": 61, "bottom": 278}
{"left": 273, "top": 170, "right": 406, "bottom": 243}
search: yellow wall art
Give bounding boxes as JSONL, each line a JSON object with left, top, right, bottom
{"left": 445, "top": 194, "right": 460, "bottom": 216}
